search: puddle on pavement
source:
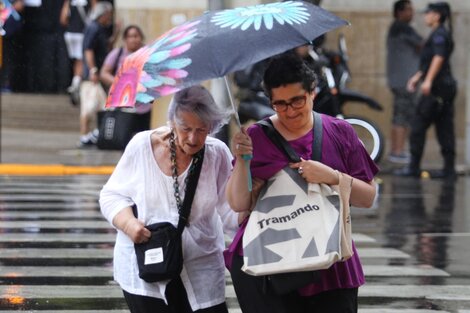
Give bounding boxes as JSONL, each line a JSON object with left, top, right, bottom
{"left": 0, "top": 298, "right": 127, "bottom": 311}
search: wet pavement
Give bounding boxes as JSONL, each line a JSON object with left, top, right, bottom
{"left": 0, "top": 173, "right": 469, "bottom": 312}
{"left": 2, "top": 89, "right": 469, "bottom": 311}
{"left": 0, "top": 128, "right": 122, "bottom": 166}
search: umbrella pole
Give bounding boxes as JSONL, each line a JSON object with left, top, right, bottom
{"left": 223, "top": 76, "right": 252, "bottom": 192}
{"left": 223, "top": 76, "right": 242, "bottom": 129}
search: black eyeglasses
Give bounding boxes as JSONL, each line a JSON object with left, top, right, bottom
{"left": 271, "top": 94, "right": 307, "bottom": 112}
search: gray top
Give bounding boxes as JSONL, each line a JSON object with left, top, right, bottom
{"left": 386, "top": 20, "right": 423, "bottom": 89}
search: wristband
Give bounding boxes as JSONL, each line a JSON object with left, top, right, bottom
{"left": 89, "top": 67, "right": 98, "bottom": 74}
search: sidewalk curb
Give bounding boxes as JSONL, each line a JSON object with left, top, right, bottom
{"left": 0, "top": 164, "right": 115, "bottom": 176}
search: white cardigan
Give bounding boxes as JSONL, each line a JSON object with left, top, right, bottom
{"left": 99, "top": 128, "right": 238, "bottom": 310}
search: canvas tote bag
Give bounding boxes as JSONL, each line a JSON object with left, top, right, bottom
{"left": 242, "top": 113, "right": 353, "bottom": 276}
{"left": 242, "top": 167, "right": 352, "bottom": 276}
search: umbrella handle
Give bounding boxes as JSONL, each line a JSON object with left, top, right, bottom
{"left": 242, "top": 154, "right": 253, "bottom": 192}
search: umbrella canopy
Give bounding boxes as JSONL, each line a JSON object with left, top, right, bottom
{"left": 106, "top": 1, "right": 348, "bottom": 109}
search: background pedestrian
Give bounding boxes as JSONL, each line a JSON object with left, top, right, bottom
{"left": 386, "top": 0, "right": 422, "bottom": 164}
{"left": 99, "top": 24, "right": 144, "bottom": 90}
{"left": 78, "top": 1, "right": 114, "bottom": 147}
{"left": 60, "top": 0, "right": 96, "bottom": 105}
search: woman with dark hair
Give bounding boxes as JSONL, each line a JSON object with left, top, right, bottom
{"left": 100, "top": 85, "right": 240, "bottom": 313}
{"left": 95, "top": 25, "right": 149, "bottom": 149}
{"left": 226, "top": 53, "right": 378, "bottom": 313}
{"left": 398, "top": 1, "right": 457, "bottom": 179}
{"left": 100, "top": 24, "right": 145, "bottom": 88}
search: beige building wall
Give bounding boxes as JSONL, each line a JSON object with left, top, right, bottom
{"left": 114, "top": 0, "right": 469, "bottom": 147}
{"left": 322, "top": 1, "right": 469, "bottom": 146}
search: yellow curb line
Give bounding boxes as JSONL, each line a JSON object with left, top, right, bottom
{"left": 0, "top": 164, "right": 115, "bottom": 176}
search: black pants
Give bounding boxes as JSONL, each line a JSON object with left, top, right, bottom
{"left": 409, "top": 84, "right": 457, "bottom": 172}
{"left": 230, "top": 254, "right": 358, "bottom": 313}
{"left": 24, "top": 31, "right": 70, "bottom": 93}
{"left": 123, "top": 278, "right": 228, "bottom": 313}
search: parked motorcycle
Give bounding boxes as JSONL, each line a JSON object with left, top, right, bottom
{"left": 234, "top": 34, "right": 385, "bottom": 163}
{"left": 310, "top": 34, "right": 385, "bottom": 163}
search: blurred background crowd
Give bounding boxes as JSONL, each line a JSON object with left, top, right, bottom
{"left": 0, "top": 0, "right": 114, "bottom": 94}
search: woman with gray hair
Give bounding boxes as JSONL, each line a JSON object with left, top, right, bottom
{"left": 100, "top": 85, "right": 239, "bottom": 313}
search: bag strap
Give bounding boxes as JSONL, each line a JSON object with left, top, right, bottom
{"left": 111, "top": 47, "right": 124, "bottom": 76}
{"left": 257, "top": 112, "right": 323, "bottom": 162}
{"left": 176, "top": 146, "right": 205, "bottom": 233}
{"left": 131, "top": 146, "right": 205, "bottom": 235}
{"left": 76, "top": 5, "right": 90, "bottom": 25}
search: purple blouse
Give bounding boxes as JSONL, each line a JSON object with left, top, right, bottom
{"left": 224, "top": 114, "right": 379, "bottom": 296}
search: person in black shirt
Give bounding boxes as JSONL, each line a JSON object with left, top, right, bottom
{"left": 396, "top": 2, "right": 457, "bottom": 179}
{"left": 60, "top": 0, "right": 96, "bottom": 97}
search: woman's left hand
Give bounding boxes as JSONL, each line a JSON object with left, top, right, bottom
{"left": 290, "top": 158, "right": 339, "bottom": 185}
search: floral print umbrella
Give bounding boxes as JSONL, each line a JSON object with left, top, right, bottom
{"left": 106, "top": 1, "right": 347, "bottom": 109}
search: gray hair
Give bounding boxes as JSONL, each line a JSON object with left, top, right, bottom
{"left": 89, "top": 2, "right": 113, "bottom": 21}
{"left": 168, "top": 85, "right": 230, "bottom": 135}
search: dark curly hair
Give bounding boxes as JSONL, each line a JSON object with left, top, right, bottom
{"left": 262, "top": 52, "right": 318, "bottom": 99}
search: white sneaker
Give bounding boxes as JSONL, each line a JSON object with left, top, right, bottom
{"left": 67, "top": 76, "right": 81, "bottom": 93}
{"left": 90, "top": 129, "right": 99, "bottom": 144}
{"left": 387, "top": 152, "right": 411, "bottom": 164}
{"left": 77, "top": 135, "right": 95, "bottom": 148}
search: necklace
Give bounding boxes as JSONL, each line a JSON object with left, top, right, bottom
{"left": 169, "top": 131, "right": 202, "bottom": 220}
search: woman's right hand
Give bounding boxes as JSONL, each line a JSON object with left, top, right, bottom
{"left": 226, "top": 128, "right": 255, "bottom": 212}
{"left": 112, "top": 207, "right": 151, "bottom": 244}
{"left": 231, "top": 127, "right": 253, "bottom": 159}
{"left": 123, "top": 218, "right": 151, "bottom": 244}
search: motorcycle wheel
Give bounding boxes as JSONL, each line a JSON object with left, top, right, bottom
{"left": 344, "top": 116, "right": 384, "bottom": 163}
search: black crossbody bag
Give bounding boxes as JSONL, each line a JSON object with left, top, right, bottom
{"left": 256, "top": 112, "right": 323, "bottom": 295}
{"left": 133, "top": 147, "right": 205, "bottom": 283}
